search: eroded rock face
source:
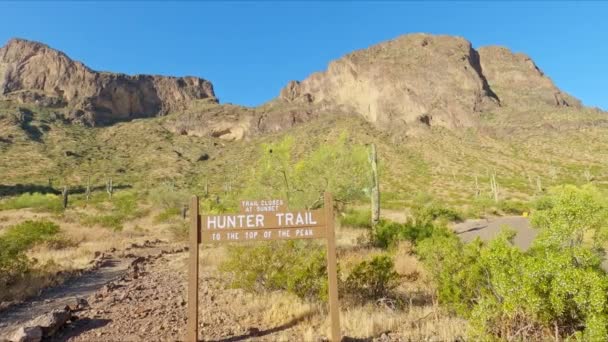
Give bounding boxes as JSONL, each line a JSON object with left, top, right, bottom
{"left": 0, "top": 38, "right": 216, "bottom": 125}
{"left": 278, "top": 34, "right": 501, "bottom": 134}
{"left": 477, "top": 46, "right": 581, "bottom": 108}
{"left": 278, "top": 34, "right": 581, "bottom": 134}
{"left": 0, "top": 34, "right": 583, "bottom": 138}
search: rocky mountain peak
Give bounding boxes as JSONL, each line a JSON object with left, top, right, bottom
{"left": 0, "top": 38, "right": 217, "bottom": 125}
{"left": 278, "top": 33, "right": 580, "bottom": 134}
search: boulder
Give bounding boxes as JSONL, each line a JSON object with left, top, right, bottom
{"left": 9, "top": 326, "right": 42, "bottom": 342}
{"left": 27, "top": 308, "right": 71, "bottom": 337}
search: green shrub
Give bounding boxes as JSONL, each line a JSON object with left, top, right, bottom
{"left": 413, "top": 202, "right": 463, "bottom": 223}
{"left": 0, "top": 193, "right": 63, "bottom": 212}
{"left": 0, "top": 220, "right": 60, "bottom": 254}
{"left": 82, "top": 214, "right": 125, "bottom": 231}
{"left": 497, "top": 199, "right": 530, "bottom": 215}
{"left": 340, "top": 209, "right": 371, "bottom": 229}
{"left": 417, "top": 185, "right": 608, "bottom": 340}
{"left": 0, "top": 220, "right": 60, "bottom": 286}
{"left": 220, "top": 241, "right": 328, "bottom": 302}
{"left": 81, "top": 191, "right": 146, "bottom": 231}
{"left": 154, "top": 207, "right": 182, "bottom": 223}
{"left": 370, "top": 219, "right": 451, "bottom": 249}
{"left": 147, "top": 185, "right": 189, "bottom": 210}
{"left": 343, "top": 255, "right": 399, "bottom": 303}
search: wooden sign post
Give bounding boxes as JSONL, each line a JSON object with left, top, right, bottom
{"left": 187, "top": 193, "right": 341, "bottom": 342}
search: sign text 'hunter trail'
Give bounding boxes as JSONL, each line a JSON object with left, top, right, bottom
{"left": 187, "top": 193, "right": 341, "bottom": 342}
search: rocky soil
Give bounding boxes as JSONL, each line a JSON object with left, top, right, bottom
{"left": 1, "top": 240, "right": 423, "bottom": 342}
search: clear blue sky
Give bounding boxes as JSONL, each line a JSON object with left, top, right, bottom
{"left": 1, "top": 1, "right": 606, "bottom": 109}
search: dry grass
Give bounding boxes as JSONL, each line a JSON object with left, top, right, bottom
{"left": 0, "top": 200, "right": 176, "bottom": 302}
{"left": 189, "top": 222, "right": 467, "bottom": 341}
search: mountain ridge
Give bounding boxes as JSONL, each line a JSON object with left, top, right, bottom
{"left": 0, "top": 38, "right": 217, "bottom": 126}
{"left": 0, "top": 34, "right": 587, "bottom": 137}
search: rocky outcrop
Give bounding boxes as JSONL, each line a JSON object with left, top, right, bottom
{"left": 0, "top": 34, "right": 584, "bottom": 136}
{"left": 477, "top": 46, "right": 581, "bottom": 108}
{"left": 278, "top": 34, "right": 581, "bottom": 134}
{"left": 0, "top": 38, "right": 216, "bottom": 125}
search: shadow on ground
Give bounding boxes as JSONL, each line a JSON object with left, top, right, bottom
{"left": 206, "top": 310, "right": 316, "bottom": 342}
{"left": 0, "top": 183, "right": 132, "bottom": 197}
{"left": 49, "top": 318, "right": 112, "bottom": 341}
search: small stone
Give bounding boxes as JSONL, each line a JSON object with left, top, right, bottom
{"left": 28, "top": 308, "right": 71, "bottom": 337}
{"left": 10, "top": 326, "right": 42, "bottom": 342}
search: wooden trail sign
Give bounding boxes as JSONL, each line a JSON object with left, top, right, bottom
{"left": 187, "top": 193, "right": 341, "bottom": 342}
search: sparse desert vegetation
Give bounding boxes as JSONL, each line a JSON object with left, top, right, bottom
{"left": 1, "top": 24, "right": 608, "bottom": 341}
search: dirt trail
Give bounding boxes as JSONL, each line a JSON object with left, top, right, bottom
{"left": 49, "top": 248, "right": 323, "bottom": 342}
{"left": 0, "top": 241, "right": 174, "bottom": 341}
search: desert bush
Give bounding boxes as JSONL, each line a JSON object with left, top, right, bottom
{"left": 343, "top": 254, "right": 399, "bottom": 303}
{"left": 497, "top": 199, "right": 530, "bottom": 215}
{"left": 81, "top": 191, "right": 146, "bottom": 231}
{"left": 417, "top": 185, "right": 608, "bottom": 340}
{"left": 154, "top": 207, "right": 182, "bottom": 223}
{"left": 0, "top": 192, "right": 63, "bottom": 212}
{"left": 0, "top": 220, "right": 60, "bottom": 286}
{"left": 340, "top": 209, "right": 372, "bottom": 229}
{"left": 148, "top": 184, "right": 189, "bottom": 210}
{"left": 370, "top": 219, "right": 451, "bottom": 249}
{"left": 413, "top": 202, "right": 463, "bottom": 223}
{"left": 220, "top": 241, "right": 328, "bottom": 302}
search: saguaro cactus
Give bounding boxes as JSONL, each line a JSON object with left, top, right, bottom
{"left": 106, "top": 178, "right": 114, "bottom": 199}
{"left": 181, "top": 204, "right": 188, "bottom": 220}
{"left": 490, "top": 172, "right": 499, "bottom": 203}
{"left": 204, "top": 179, "right": 209, "bottom": 198}
{"left": 369, "top": 143, "right": 380, "bottom": 227}
{"left": 474, "top": 174, "right": 480, "bottom": 198}
{"left": 61, "top": 186, "right": 69, "bottom": 209}
{"left": 85, "top": 176, "right": 91, "bottom": 201}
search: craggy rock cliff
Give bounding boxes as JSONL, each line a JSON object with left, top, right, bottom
{"left": 477, "top": 46, "right": 580, "bottom": 108}
{"left": 0, "top": 34, "right": 581, "bottom": 136}
{"left": 0, "top": 38, "right": 216, "bottom": 125}
{"left": 278, "top": 34, "right": 580, "bottom": 134}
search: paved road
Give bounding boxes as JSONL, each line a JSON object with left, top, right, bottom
{"left": 453, "top": 216, "right": 536, "bottom": 250}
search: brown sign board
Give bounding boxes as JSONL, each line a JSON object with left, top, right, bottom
{"left": 187, "top": 194, "right": 340, "bottom": 342}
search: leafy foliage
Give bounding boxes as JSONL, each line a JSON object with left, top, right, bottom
{"left": 531, "top": 184, "right": 608, "bottom": 249}
{"left": 220, "top": 241, "right": 328, "bottom": 302}
{"left": 417, "top": 185, "right": 608, "bottom": 340}
{"left": 343, "top": 255, "right": 399, "bottom": 303}
{"left": 245, "top": 132, "right": 370, "bottom": 209}
{"left": 340, "top": 209, "right": 372, "bottom": 229}
{"left": 370, "top": 219, "right": 452, "bottom": 249}
{"left": 412, "top": 202, "right": 463, "bottom": 223}
{"left": 81, "top": 191, "right": 147, "bottom": 230}
{"left": 0, "top": 220, "right": 60, "bottom": 286}
{"left": 154, "top": 207, "right": 182, "bottom": 223}
{"left": 0, "top": 192, "right": 63, "bottom": 213}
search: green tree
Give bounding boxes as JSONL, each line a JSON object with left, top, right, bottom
{"left": 246, "top": 132, "right": 370, "bottom": 209}
{"left": 531, "top": 184, "right": 608, "bottom": 249}
{"left": 418, "top": 185, "right": 608, "bottom": 340}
